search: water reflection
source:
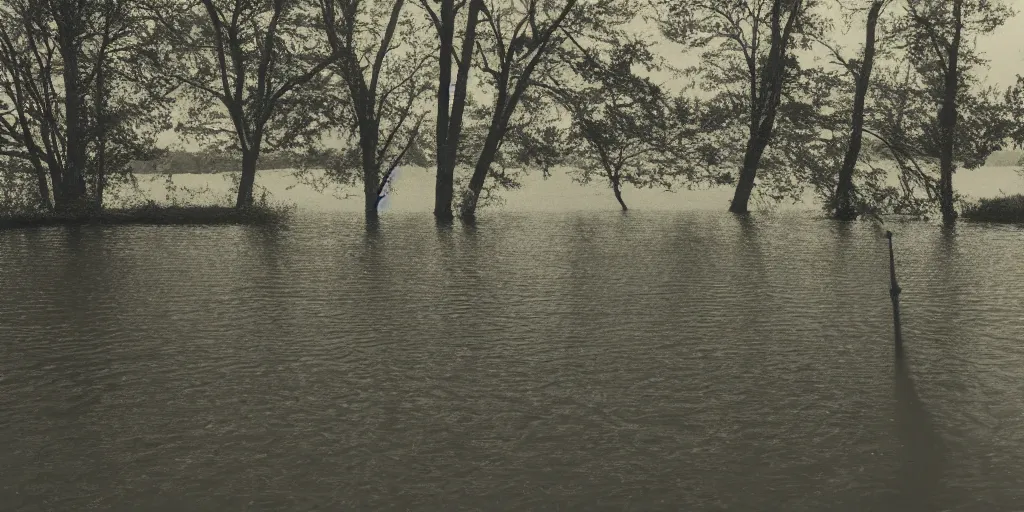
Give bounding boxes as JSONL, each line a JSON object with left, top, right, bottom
{"left": 2, "top": 212, "right": 1024, "bottom": 510}
{"left": 893, "top": 351, "right": 948, "bottom": 511}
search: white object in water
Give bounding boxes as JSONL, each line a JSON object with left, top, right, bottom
{"left": 377, "top": 166, "right": 401, "bottom": 213}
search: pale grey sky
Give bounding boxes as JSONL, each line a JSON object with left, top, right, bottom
{"left": 158, "top": 1, "right": 1024, "bottom": 152}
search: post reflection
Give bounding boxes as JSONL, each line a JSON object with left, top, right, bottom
{"left": 893, "top": 350, "right": 948, "bottom": 511}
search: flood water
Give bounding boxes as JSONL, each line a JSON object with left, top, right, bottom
{"left": 1, "top": 209, "right": 1024, "bottom": 511}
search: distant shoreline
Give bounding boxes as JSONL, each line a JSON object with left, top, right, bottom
{"left": 0, "top": 204, "right": 291, "bottom": 230}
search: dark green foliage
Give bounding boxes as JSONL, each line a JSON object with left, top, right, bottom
{"left": 961, "top": 194, "right": 1024, "bottom": 223}
{"left": 131, "top": 151, "right": 330, "bottom": 174}
{"left": 141, "top": 0, "right": 337, "bottom": 208}
{"left": 531, "top": 34, "right": 735, "bottom": 207}
{"left": 0, "top": 159, "right": 43, "bottom": 215}
{"left": 0, "top": 202, "right": 292, "bottom": 230}
{"left": 984, "top": 150, "right": 1024, "bottom": 167}
{"left": 0, "top": 0, "right": 174, "bottom": 211}
{"left": 656, "top": 0, "right": 832, "bottom": 212}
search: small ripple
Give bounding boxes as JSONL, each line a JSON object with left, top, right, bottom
{"left": 1, "top": 212, "right": 1023, "bottom": 510}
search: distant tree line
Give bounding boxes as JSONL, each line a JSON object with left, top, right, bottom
{"left": 2, "top": 0, "right": 1024, "bottom": 224}
{"left": 982, "top": 150, "right": 1024, "bottom": 167}
{"left": 131, "top": 150, "right": 330, "bottom": 174}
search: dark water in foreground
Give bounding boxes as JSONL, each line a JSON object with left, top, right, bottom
{"left": 1, "top": 211, "right": 1023, "bottom": 511}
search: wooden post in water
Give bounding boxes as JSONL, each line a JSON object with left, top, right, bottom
{"left": 886, "top": 231, "right": 903, "bottom": 350}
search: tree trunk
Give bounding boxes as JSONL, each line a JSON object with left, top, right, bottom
{"left": 236, "top": 149, "right": 259, "bottom": 208}
{"left": 433, "top": 0, "right": 481, "bottom": 222}
{"left": 460, "top": 125, "right": 504, "bottom": 219}
{"left": 729, "top": 135, "right": 770, "bottom": 213}
{"left": 938, "top": 0, "right": 962, "bottom": 226}
{"left": 611, "top": 175, "right": 627, "bottom": 211}
{"left": 360, "top": 121, "right": 381, "bottom": 220}
{"left": 34, "top": 165, "right": 51, "bottom": 210}
{"left": 729, "top": 0, "right": 798, "bottom": 212}
{"left": 834, "top": 0, "right": 882, "bottom": 221}
{"left": 433, "top": 154, "right": 455, "bottom": 220}
{"left": 16, "top": 118, "right": 52, "bottom": 211}
{"left": 95, "top": 139, "right": 106, "bottom": 209}
{"left": 433, "top": 0, "right": 455, "bottom": 221}
{"left": 728, "top": 0, "right": 801, "bottom": 215}
{"left": 94, "top": 56, "right": 107, "bottom": 210}
{"left": 61, "top": 46, "right": 88, "bottom": 210}
{"left": 47, "top": 161, "right": 64, "bottom": 210}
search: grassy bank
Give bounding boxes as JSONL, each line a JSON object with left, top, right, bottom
{"left": 0, "top": 203, "right": 293, "bottom": 230}
{"left": 961, "top": 194, "right": 1024, "bottom": 224}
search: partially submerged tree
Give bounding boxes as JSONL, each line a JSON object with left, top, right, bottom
{"left": 419, "top": 0, "right": 640, "bottom": 220}
{"left": 321, "top": 0, "right": 434, "bottom": 220}
{"left": 823, "top": 0, "right": 888, "bottom": 220}
{"left": 417, "top": 0, "right": 483, "bottom": 221}
{"left": 142, "top": 0, "right": 337, "bottom": 209}
{"left": 534, "top": 38, "right": 703, "bottom": 210}
{"left": 892, "top": 0, "right": 1013, "bottom": 224}
{"left": 455, "top": 0, "right": 581, "bottom": 219}
{"left": 844, "top": 57, "right": 1013, "bottom": 217}
{"left": 0, "top": 0, "right": 171, "bottom": 212}
{"left": 659, "top": 0, "right": 823, "bottom": 214}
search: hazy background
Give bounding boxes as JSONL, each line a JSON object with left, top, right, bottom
{"left": 153, "top": 2, "right": 1024, "bottom": 153}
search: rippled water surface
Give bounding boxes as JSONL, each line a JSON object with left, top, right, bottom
{"left": 1, "top": 211, "right": 1023, "bottom": 511}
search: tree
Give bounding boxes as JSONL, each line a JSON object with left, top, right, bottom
{"left": 534, "top": 38, "right": 705, "bottom": 210}
{"left": 893, "top": 0, "right": 1013, "bottom": 224}
{"left": 87, "top": 0, "right": 176, "bottom": 208}
{"left": 417, "top": 0, "right": 483, "bottom": 221}
{"left": 142, "top": 0, "right": 337, "bottom": 209}
{"left": 1006, "top": 76, "right": 1024, "bottom": 158}
{"left": 659, "top": 0, "right": 824, "bottom": 214}
{"left": 826, "top": 0, "right": 887, "bottom": 220}
{"left": 0, "top": 0, "right": 172, "bottom": 212}
{"left": 419, "top": 0, "right": 641, "bottom": 220}
{"left": 846, "top": 57, "right": 1013, "bottom": 217}
{"left": 455, "top": 0, "right": 581, "bottom": 219}
{"left": 0, "top": 1, "right": 57, "bottom": 210}
{"left": 320, "top": 0, "right": 433, "bottom": 220}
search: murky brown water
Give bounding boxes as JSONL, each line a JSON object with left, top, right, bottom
{"left": 1, "top": 211, "right": 1023, "bottom": 511}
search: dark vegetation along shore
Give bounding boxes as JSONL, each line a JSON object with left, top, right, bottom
{"left": 3, "top": 0, "right": 1024, "bottom": 229}
{"left": 960, "top": 194, "right": 1024, "bottom": 224}
{"left": 0, "top": 204, "right": 293, "bottom": 230}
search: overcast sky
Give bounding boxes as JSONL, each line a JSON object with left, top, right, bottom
{"left": 158, "top": 1, "right": 1024, "bottom": 152}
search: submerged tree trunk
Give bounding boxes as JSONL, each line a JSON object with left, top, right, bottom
{"left": 361, "top": 121, "right": 381, "bottom": 220}
{"left": 34, "top": 166, "right": 51, "bottom": 210}
{"left": 729, "top": 135, "right": 770, "bottom": 213}
{"left": 938, "top": 0, "right": 962, "bottom": 226}
{"left": 834, "top": 0, "right": 883, "bottom": 221}
{"left": 611, "top": 175, "right": 627, "bottom": 211}
{"left": 94, "top": 59, "right": 108, "bottom": 210}
{"left": 61, "top": 46, "right": 88, "bottom": 210}
{"left": 460, "top": 121, "right": 504, "bottom": 219}
{"left": 727, "top": 0, "right": 801, "bottom": 215}
{"left": 236, "top": 149, "right": 259, "bottom": 208}
{"left": 433, "top": 0, "right": 480, "bottom": 221}
{"left": 433, "top": 0, "right": 455, "bottom": 221}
